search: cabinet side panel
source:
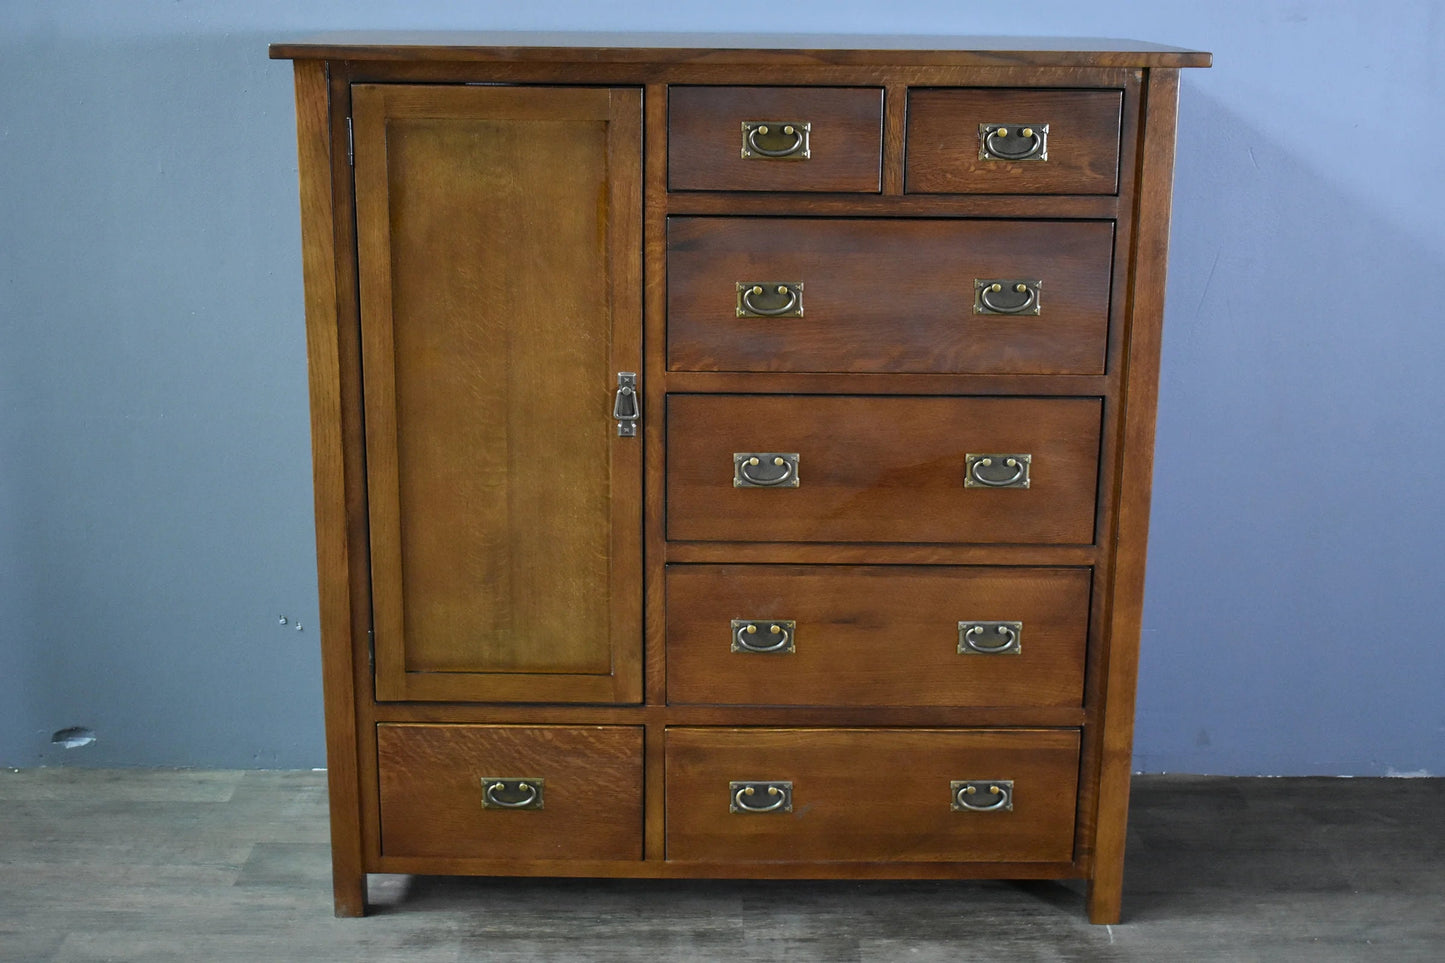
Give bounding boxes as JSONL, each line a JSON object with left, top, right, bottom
{"left": 291, "top": 59, "right": 365, "bottom": 918}
{"left": 1087, "top": 67, "right": 1181, "bottom": 925}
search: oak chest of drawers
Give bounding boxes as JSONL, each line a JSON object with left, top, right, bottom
{"left": 272, "top": 34, "right": 1209, "bottom": 924}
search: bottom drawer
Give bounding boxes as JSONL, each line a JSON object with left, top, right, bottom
{"left": 665, "top": 728, "right": 1079, "bottom": 863}
{"left": 377, "top": 723, "right": 644, "bottom": 860}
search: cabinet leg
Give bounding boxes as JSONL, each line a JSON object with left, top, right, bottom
{"left": 333, "top": 870, "right": 367, "bottom": 918}
{"left": 1086, "top": 874, "right": 1123, "bottom": 925}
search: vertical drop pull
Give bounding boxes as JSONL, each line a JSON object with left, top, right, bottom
{"left": 614, "top": 372, "right": 639, "bottom": 437}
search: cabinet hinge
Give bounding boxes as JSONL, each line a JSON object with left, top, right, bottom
{"left": 346, "top": 116, "right": 354, "bottom": 167}
{"left": 366, "top": 628, "right": 374, "bottom": 671}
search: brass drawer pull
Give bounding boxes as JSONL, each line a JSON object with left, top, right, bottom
{"left": 951, "top": 780, "right": 1014, "bottom": 812}
{"left": 974, "top": 279, "right": 1042, "bottom": 316}
{"left": 741, "top": 121, "right": 811, "bottom": 160}
{"left": 734, "top": 452, "right": 800, "bottom": 488}
{"left": 730, "top": 780, "right": 794, "bottom": 813}
{"left": 978, "top": 123, "right": 1049, "bottom": 162}
{"left": 965, "top": 453, "right": 1031, "bottom": 489}
{"left": 736, "top": 281, "right": 804, "bottom": 318}
{"left": 958, "top": 621, "right": 1023, "bottom": 655}
{"left": 731, "top": 619, "right": 796, "bottom": 654}
{"left": 612, "top": 371, "right": 639, "bottom": 437}
{"left": 481, "top": 777, "right": 544, "bottom": 810}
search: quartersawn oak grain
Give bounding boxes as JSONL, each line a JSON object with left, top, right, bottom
{"left": 665, "top": 728, "right": 1081, "bottom": 863}
{"left": 668, "top": 86, "right": 883, "bottom": 192}
{"left": 666, "top": 565, "right": 1091, "bottom": 708}
{"left": 351, "top": 83, "right": 643, "bottom": 705}
{"left": 666, "top": 395, "right": 1103, "bottom": 545}
{"left": 907, "top": 88, "right": 1124, "bottom": 195}
{"left": 667, "top": 217, "right": 1114, "bottom": 374}
{"left": 377, "top": 724, "right": 645, "bottom": 860}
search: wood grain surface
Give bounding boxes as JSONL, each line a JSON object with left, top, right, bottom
{"left": 668, "top": 86, "right": 882, "bottom": 192}
{"left": 666, "top": 565, "right": 1090, "bottom": 707}
{"left": 907, "top": 88, "right": 1123, "bottom": 194}
{"left": 1086, "top": 67, "right": 1182, "bottom": 926}
{"left": 667, "top": 217, "right": 1114, "bottom": 374}
{"left": 269, "top": 33, "right": 1212, "bottom": 68}
{"left": 377, "top": 724, "right": 644, "bottom": 860}
{"left": 665, "top": 728, "right": 1080, "bottom": 863}
{"left": 666, "top": 395, "right": 1102, "bottom": 544}
{"left": 351, "top": 84, "right": 643, "bottom": 704}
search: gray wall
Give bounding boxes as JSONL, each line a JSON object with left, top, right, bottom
{"left": 2, "top": 1, "right": 1442, "bottom": 774}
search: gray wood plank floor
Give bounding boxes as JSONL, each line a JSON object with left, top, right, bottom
{"left": 1, "top": 770, "right": 1441, "bottom": 962}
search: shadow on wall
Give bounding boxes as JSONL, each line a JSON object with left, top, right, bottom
{"left": 1135, "top": 82, "right": 1445, "bottom": 775}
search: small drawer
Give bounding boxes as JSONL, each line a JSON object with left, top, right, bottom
{"left": 906, "top": 88, "right": 1123, "bottom": 194}
{"left": 666, "top": 728, "right": 1080, "bottom": 862}
{"left": 666, "top": 565, "right": 1090, "bottom": 707}
{"left": 669, "top": 86, "right": 883, "bottom": 192}
{"left": 667, "top": 217, "right": 1114, "bottom": 374}
{"left": 665, "top": 395, "right": 1101, "bottom": 544}
{"left": 377, "top": 724, "right": 643, "bottom": 860}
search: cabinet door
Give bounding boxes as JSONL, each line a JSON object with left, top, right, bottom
{"left": 352, "top": 84, "right": 642, "bottom": 703}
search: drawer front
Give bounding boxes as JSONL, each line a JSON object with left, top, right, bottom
{"left": 666, "top": 728, "right": 1080, "bottom": 862}
{"left": 906, "top": 88, "right": 1123, "bottom": 195}
{"left": 666, "top": 395, "right": 1101, "bottom": 544}
{"left": 669, "top": 86, "right": 883, "bottom": 192}
{"left": 666, "top": 565, "right": 1090, "bottom": 707}
{"left": 377, "top": 724, "right": 643, "bottom": 860}
{"left": 668, "top": 217, "right": 1113, "bottom": 374}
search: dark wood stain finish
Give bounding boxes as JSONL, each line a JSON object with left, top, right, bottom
{"left": 352, "top": 84, "right": 643, "bottom": 705}
{"left": 906, "top": 88, "right": 1124, "bottom": 195}
{"left": 666, "top": 565, "right": 1090, "bottom": 708}
{"left": 666, "top": 395, "right": 1102, "bottom": 544}
{"left": 667, "top": 217, "right": 1114, "bottom": 374}
{"left": 269, "top": 34, "right": 1212, "bottom": 68}
{"left": 274, "top": 36, "right": 1207, "bottom": 924}
{"left": 377, "top": 724, "right": 644, "bottom": 860}
{"left": 668, "top": 86, "right": 883, "bottom": 192}
{"left": 665, "top": 728, "right": 1080, "bottom": 863}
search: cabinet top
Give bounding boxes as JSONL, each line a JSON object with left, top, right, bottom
{"left": 268, "top": 32, "right": 1210, "bottom": 68}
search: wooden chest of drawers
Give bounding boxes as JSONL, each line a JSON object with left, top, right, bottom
{"left": 272, "top": 34, "right": 1209, "bottom": 924}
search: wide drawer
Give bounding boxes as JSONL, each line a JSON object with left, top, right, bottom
{"left": 668, "top": 86, "right": 883, "bottom": 192}
{"left": 668, "top": 218, "right": 1113, "bottom": 374}
{"left": 376, "top": 724, "right": 643, "bottom": 860}
{"left": 906, "top": 88, "right": 1123, "bottom": 195}
{"left": 666, "top": 565, "right": 1090, "bottom": 707}
{"left": 666, "top": 395, "right": 1101, "bottom": 544}
{"left": 666, "top": 728, "right": 1080, "bottom": 862}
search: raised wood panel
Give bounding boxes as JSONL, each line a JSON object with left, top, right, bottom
{"left": 666, "top": 395, "right": 1102, "bottom": 544}
{"left": 377, "top": 724, "right": 644, "bottom": 860}
{"left": 668, "top": 86, "right": 882, "bottom": 192}
{"left": 667, "top": 217, "right": 1114, "bottom": 374}
{"left": 665, "top": 728, "right": 1080, "bottom": 862}
{"left": 907, "top": 88, "right": 1123, "bottom": 195}
{"left": 666, "top": 565, "right": 1090, "bottom": 707}
{"left": 352, "top": 84, "right": 642, "bottom": 704}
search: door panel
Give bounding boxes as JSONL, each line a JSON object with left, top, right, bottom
{"left": 352, "top": 84, "right": 642, "bottom": 703}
